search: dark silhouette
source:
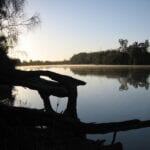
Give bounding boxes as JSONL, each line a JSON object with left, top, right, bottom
{"left": 0, "top": 1, "right": 150, "bottom": 150}
{"left": 70, "top": 39, "right": 150, "bottom": 65}
{"left": 17, "top": 59, "right": 70, "bottom": 66}
{"left": 0, "top": 67, "right": 124, "bottom": 149}
{"left": 1, "top": 69, "right": 150, "bottom": 150}
{"left": 0, "top": 34, "right": 149, "bottom": 149}
{"left": 118, "top": 39, "right": 128, "bottom": 52}
{"left": 0, "top": 84, "right": 15, "bottom": 106}
{"left": 14, "top": 39, "right": 150, "bottom": 66}
{"left": 0, "top": 0, "right": 40, "bottom": 46}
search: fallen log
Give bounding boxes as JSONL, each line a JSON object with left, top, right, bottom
{"left": 0, "top": 69, "right": 86, "bottom": 97}
{"left": 0, "top": 75, "right": 68, "bottom": 97}
{"left": 0, "top": 69, "right": 86, "bottom": 114}
{"left": 0, "top": 69, "right": 149, "bottom": 145}
{"left": 1, "top": 104, "right": 150, "bottom": 135}
{"left": 2, "top": 69, "right": 86, "bottom": 86}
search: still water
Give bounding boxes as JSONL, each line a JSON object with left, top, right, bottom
{"left": 10, "top": 66, "right": 150, "bottom": 149}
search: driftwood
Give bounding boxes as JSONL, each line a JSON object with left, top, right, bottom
{"left": 0, "top": 68, "right": 149, "bottom": 150}
{"left": 0, "top": 69, "right": 85, "bottom": 115}
{"left": 0, "top": 70, "right": 85, "bottom": 96}
{"left": 1, "top": 69, "right": 150, "bottom": 133}
{"left": 1, "top": 104, "right": 150, "bottom": 135}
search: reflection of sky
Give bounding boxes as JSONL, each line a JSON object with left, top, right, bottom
{"left": 77, "top": 75, "right": 150, "bottom": 122}
{"left": 14, "top": 86, "right": 68, "bottom": 113}
{"left": 14, "top": 66, "right": 150, "bottom": 150}
{"left": 14, "top": 87, "right": 43, "bottom": 109}
{"left": 15, "top": 66, "right": 150, "bottom": 122}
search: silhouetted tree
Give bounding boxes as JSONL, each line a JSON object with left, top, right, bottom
{"left": 70, "top": 39, "right": 150, "bottom": 65}
{"left": 0, "top": 0, "right": 40, "bottom": 47}
{"left": 0, "top": 36, "right": 16, "bottom": 72}
{"left": 118, "top": 39, "right": 128, "bottom": 52}
{"left": 0, "top": 0, "right": 40, "bottom": 72}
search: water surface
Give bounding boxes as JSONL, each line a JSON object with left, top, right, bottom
{"left": 5, "top": 65, "right": 150, "bottom": 149}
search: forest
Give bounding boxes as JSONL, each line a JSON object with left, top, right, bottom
{"left": 18, "top": 39, "right": 150, "bottom": 66}
{"left": 70, "top": 39, "right": 150, "bottom": 65}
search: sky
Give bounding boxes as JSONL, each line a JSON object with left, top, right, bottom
{"left": 15, "top": 0, "right": 150, "bottom": 61}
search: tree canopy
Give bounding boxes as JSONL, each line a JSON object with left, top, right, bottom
{"left": 0, "top": 0, "right": 40, "bottom": 71}
{"left": 70, "top": 39, "right": 150, "bottom": 65}
{"left": 0, "top": 0, "right": 40, "bottom": 47}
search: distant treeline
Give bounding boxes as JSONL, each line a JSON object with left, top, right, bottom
{"left": 70, "top": 39, "right": 150, "bottom": 65}
{"left": 17, "top": 60, "right": 70, "bottom": 66}
{"left": 17, "top": 39, "right": 150, "bottom": 65}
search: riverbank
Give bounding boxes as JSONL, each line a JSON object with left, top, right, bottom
{"left": 17, "top": 64, "right": 150, "bottom": 70}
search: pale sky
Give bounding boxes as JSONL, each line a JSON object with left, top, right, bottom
{"left": 15, "top": 0, "right": 150, "bottom": 61}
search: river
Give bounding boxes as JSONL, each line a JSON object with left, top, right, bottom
{"left": 10, "top": 65, "right": 150, "bottom": 149}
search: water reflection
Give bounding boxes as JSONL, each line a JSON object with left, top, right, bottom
{"left": 70, "top": 67, "right": 150, "bottom": 90}
{"left": 1, "top": 66, "right": 150, "bottom": 150}
{"left": 0, "top": 84, "right": 124, "bottom": 149}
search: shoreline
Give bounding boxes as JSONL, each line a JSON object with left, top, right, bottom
{"left": 17, "top": 64, "right": 150, "bottom": 69}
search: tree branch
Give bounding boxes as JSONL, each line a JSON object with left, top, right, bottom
{"left": 1, "top": 104, "right": 150, "bottom": 135}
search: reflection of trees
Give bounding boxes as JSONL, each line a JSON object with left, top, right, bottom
{"left": 1, "top": 66, "right": 150, "bottom": 149}
{"left": 0, "top": 71, "right": 124, "bottom": 149}
{"left": 0, "top": 85, "right": 15, "bottom": 106}
{"left": 118, "top": 77, "right": 128, "bottom": 91}
{"left": 70, "top": 67, "right": 150, "bottom": 90}
{"left": 127, "top": 70, "right": 149, "bottom": 90}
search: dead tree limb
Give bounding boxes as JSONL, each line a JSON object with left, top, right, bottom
{"left": 1, "top": 69, "right": 149, "bottom": 135}
{"left": 3, "top": 70, "right": 86, "bottom": 86}
{"left": 0, "top": 69, "right": 85, "bottom": 113}
{"left": 1, "top": 104, "right": 150, "bottom": 135}
{"left": 80, "top": 119, "right": 150, "bottom": 134}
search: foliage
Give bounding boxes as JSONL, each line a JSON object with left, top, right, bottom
{"left": 0, "top": 0, "right": 40, "bottom": 47}
{"left": 17, "top": 59, "right": 70, "bottom": 66}
{"left": 0, "top": 0, "right": 40, "bottom": 72}
{"left": 70, "top": 40, "right": 150, "bottom": 65}
{"left": 0, "top": 35, "right": 17, "bottom": 72}
{"left": 118, "top": 39, "right": 128, "bottom": 52}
